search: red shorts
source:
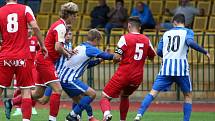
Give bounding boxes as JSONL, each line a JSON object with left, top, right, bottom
{"left": 0, "top": 59, "right": 34, "bottom": 88}
{"left": 35, "top": 56, "right": 59, "bottom": 86}
{"left": 103, "top": 71, "right": 142, "bottom": 98}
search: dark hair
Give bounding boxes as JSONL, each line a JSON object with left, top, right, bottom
{"left": 128, "top": 16, "right": 141, "bottom": 28}
{"left": 115, "top": 0, "right": 124, "bottom": 6}
{"left": 172, "top": 14, "right": 185, "bottom": 24}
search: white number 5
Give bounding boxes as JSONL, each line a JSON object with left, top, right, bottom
{"left": 7, "top": 13, "right": 18, "bottom": 33}
{"left": 134, "top": 43, "right": 144, "bottom": 60}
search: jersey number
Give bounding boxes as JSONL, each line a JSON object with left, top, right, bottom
{"left": 134, "top": 43, "right": 144, "bottom": 60}
{"left": 167, "top": 35, "right": 180, "bottom": 52}
{"left": 7, "top": 13, "right": 18, "bottom": 33}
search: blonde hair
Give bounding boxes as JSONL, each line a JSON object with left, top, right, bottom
{"left": 60, "top": 2, "right": 79, "bottom": 19}
{"left": 88, "top": 29, "right": 102, "bottom": 41}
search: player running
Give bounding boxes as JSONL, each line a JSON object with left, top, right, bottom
{"left": 100, "top": 16, "right": 156, "bottom": 121}
{"left": 134, "top": 14, "right": 210, "bottom": 121}
{"left": 56, "top": 29, "right": 114, "bottom": 121}
{"left": 0, "top": 0, "right": 47, "bottom": 120}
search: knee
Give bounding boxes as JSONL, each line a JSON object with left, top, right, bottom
{"left": 149, "top": 89, "right": 159, "bottom": 97}
{"left": 184, "top": 92, "right": 192, "bottom": 103}
{"left": 89, "top": 90, "right": 96, "bottom": 99}
{"left": 52, "top": 86, "right": 62, "bottom": 94}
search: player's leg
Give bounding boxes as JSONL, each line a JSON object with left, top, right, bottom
{"left": 47, "top": 81, "right": 62, "bottom": 121}
{"left": 12, "top": 88, "right": 22, "bottom": 116}
{"left": 120, "top": 92, "right": 129, "bottom": 121}
{"left": 71, "top": 95, "right": 98, "bottom": 121}
{"left": 120, "top": 84, "right": 140, "bottom": 121}
{"left": 175, "top": 76, "right": 192, "bottom": 121}
{"left": 37, "top": 86, "right": 53, "bottom": 105}
{"left": 16, "top": 60, "right": 35, "bottom": 121}
{"left": 68, "top": 89, "right": 96, "bottom": 120}
{"left": 134, "top": 76, "right": 173, "bottom": 121}
{"left": 0, "top": 65, "right": 16, "bottom": 119}
{"left": 100, "top": 77, "right": 124, "bottom": 121}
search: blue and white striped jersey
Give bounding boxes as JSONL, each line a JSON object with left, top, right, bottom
{"left": 59, "top": 42, "right": 103, "bottom": 83}
{"left": 55, "top": 42, "right": 72, "bottom": 74}
{"left": 157, "top": 27, "right": 194, "bottom": 76}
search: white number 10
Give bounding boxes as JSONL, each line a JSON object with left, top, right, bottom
{"left": 134, "top": 43, "right": 144, "bottom": 60}
{"left": 7, "top": 13, "right": 18, "bottom": 33}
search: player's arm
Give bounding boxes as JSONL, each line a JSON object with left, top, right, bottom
{"left": 186, "top": 30, "right": 210, "bottom": 59}
{"left": 55, "top": 42, "right": 71, "bottom": 58}
{"left": 26, "top": 6, "right": 48, "bottom": 57}
{"left": 113, "top": 36, "right": 127, "bottom": 63}
{"left": 54, "top": 25, "right": 71, "bottom": 58}
{"left": 87, "top": 58, "right": 103, "bottom": 68}
{"left": 147, "top": 40, "right": 157, "bottom": 60}
{"left": 86, "top": 46, "right": 114, "bottom": 61}
{"left": 156, "top": 38, "right": 163, "bottom": 58}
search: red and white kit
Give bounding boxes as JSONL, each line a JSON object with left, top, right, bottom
{"left": 35, "top": 19, "right": 67, "bottom": 86}
{"left": 103, "top": 32, "right": 156, "bottom": 98}
{"left": 0, "top": 3, "right": 36, "bottom": 88}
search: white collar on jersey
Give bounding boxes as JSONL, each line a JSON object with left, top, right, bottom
{"left": 130, "top": 32, "right": 140, "bottom": 34}
{"left": 7, "top": 2, "right": 17, "bottom": 5}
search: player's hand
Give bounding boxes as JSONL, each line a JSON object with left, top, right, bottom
{"left": 69, "top": 49, "right": 78, "bottom": 55}
{"left": 41, "top": 45, "right": 48, "bottom": 58}
{"left": 206, "top": 53, "right": 210, "bottom": 59}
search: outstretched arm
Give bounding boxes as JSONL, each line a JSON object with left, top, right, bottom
{"left": 87, "top": 59, "right": 103, "bottom": 68}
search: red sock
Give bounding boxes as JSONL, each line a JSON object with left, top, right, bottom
{"left": 49, "top": 93, "right": 61, "bottom": 117}
{"left": 32, "top": 100, "right": 36, "bottom": 107}
{"left": 120, "top": 97, "right": 129, "bottom": 120}
{"left": 100, "top": 97, "right": 111, "bottom": 113}
{"left": 12, "top": 95, "right": 22, "bottom": 106}
{"left": 13, "top": 89, "right": 22, "bottom": 108}
{"left": 13, "top": 89, "right": 21, "bottom": 97}
{"left": 21, "top": 98, "right": 32, "bottom": 120}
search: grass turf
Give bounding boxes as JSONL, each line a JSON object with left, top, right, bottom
{"left": 0, "top": 108, "right": 214, "bottom": 121}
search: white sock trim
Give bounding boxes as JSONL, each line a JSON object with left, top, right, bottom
{"left": 49, "top": 115, "right": 56, "bottom": 121}
{"left": 23, "top": 119, "right": 30, "bottom": 121}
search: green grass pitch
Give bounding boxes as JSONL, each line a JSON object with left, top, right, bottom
{"left": 0, "top": 108, "right": 214, "bottom": 121}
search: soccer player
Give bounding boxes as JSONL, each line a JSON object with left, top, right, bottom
{"left": 33, "top": 2, "right": 79, "bottom": 121}
{"left": 100, "top": 16, "right": 156, "bottom": 121}
{"left": 54, "top": 29, "right": 114, "bottom": 121}
{"left": 0, "top": 0, "right": 47, "bottom": 121}
{"left": 134, "top": 14, "right": 210, "bottom": 121}
{"left": 12, "top": 26, "right": 39, "bottom": 116}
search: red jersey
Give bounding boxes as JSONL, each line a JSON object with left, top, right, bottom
{"left": 29, "top": 36, "right": 39, "bottom": 60}
{"left": 0, "top": 3, "right": 35, "bottom": 60}
{"left": 37, "top": 19, "right": 66, "bottom": 62}
{"left": 116, "top": 32, "right": 156, "bottom": 78}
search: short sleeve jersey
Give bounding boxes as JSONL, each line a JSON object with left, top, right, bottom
{"left": 37, "top": 19, "right": 66, "bottom": 62}
{"left": 0, "top": 3, "right": 35, "bottom": 60}
{"left": 117, "top": 32, "right": 156, "bottom": 76}
{"left": 29, "top": 36, "right": 39, "bottom": 60}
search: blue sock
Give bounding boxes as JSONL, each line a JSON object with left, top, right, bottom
{"left": 85, "top": 104, "right": 93, "bottom": 117}
{"left": 73, "top": 96, "right": 93, "bottom": 115}
{"left": 137, "top": 94, "right": 154, "bottom": 116}
{"left": 183, "top": 103, "right": 192, "bottom": 121}
{"left": 72, "top": 103, "right": 82, "bottom": 117}
{"left": 44, "top": 86, "right": 52, "bottom": 96}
